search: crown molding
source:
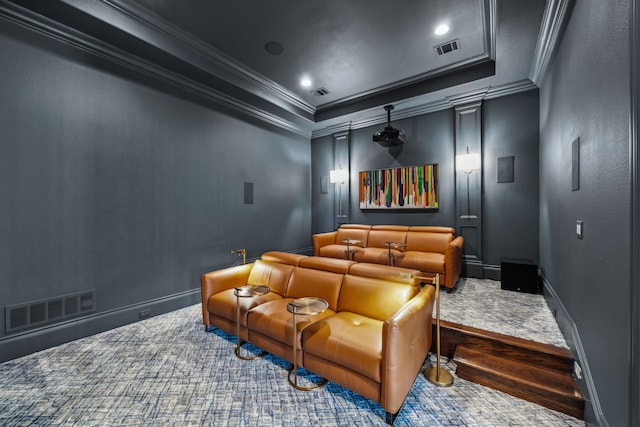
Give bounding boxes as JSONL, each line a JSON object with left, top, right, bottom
{"left": 104, "top": 0, "right": 316, "bottom": 117}
{"left": 311, "top": 80, "right": 537, "bottom": 139}
{"left": 316, "top": 55, "right": 493, "bottom": 114}
{"left": 448, "top": 88, "right": 490, "bottom": 107}
{"left": 5, "top": 0, "right": 541, "bottom": 142}
{"left": 485, "top": 79, "right": 538, "bottom": 99}
{"left": 0, "top": 1, "right": 312, "bottom": 138}
{"left": 530, "top": 0, "right": 575, "bottom": 85}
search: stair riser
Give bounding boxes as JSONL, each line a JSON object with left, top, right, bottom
{"left": 456, "top": 364, "right": 585, "bottom": 420}
{"left": 435, "top": 323, "right": 574, "bottom": 373}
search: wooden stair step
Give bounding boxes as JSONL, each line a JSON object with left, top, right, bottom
{"left": 436, "top": 319, "right": 575, "bottom": 373}
{"left": 453, "top": 345, "right": 584, "bottom": 420}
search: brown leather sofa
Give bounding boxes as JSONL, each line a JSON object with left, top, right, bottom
{"left": 201, "top": 252, "right": 436, "bottom": 424}
{"left": 313, "top": 224, "right": 464, "bottom": 290}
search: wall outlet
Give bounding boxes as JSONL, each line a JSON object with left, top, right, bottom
{"left": 139, "top": 309, "right": 151, "bottom": 319}
{"left": 576, "top": 220, "right": 583, "bottom": 239}
{"left": 573, "top": 361, "right": 583, "bottom": 380}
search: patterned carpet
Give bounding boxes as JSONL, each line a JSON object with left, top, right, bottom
{"left": 440, "top": 277, "right": 568, "bottom": 348}
{"left": 0, "top": 279, "right": 584, "bottom": 427}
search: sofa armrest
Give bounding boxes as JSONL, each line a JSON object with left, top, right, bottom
{"left": 312, "top": 231, "right": 337, "bottom": 256}
{"left": 444, "top": 236, "right": 464, "bottom": 288}
{"left": 380, "top": 284, "right": 435, "bottom": 414}
{"left": 200, "top": 263, "right": 254, "bottom": 325}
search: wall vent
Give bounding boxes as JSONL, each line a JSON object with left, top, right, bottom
{"left": 5, "top": 290, "right": 96, "bottom": 334}
{"left": 434, "top": 39, "right": 460, "bottom": 56}
{"left": 311, "top": 87, "right": 330, "bottom": 96}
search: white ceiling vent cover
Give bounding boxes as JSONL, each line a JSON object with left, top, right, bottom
{"left": 311, "top": 87, "right": 330, "bottom": 96}
{"left": 434, "top": 39, "right": 460, "bottom": 56}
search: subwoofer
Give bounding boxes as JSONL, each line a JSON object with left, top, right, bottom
{"left": 500, "top": 258, "right": 540, "bottom": 294}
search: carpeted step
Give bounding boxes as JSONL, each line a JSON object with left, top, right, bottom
{"left": 453, "top": 345, "right": 584, "bottom": 420}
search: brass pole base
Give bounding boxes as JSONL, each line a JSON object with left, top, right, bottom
{"left": 235, "top": 342, "right": 267, "bottom": 360}
{"left": 287, "top": 365, "right": 328, "bottom": 391}
{"left": 424, "top": 366, "right": 454, "bottom": 387}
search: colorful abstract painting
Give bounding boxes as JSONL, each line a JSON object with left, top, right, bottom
{"left": 359, "top": 164, "right": 439, "bottom": 209}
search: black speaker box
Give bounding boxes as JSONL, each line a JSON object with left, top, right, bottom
{"left": 500, "top": 258, "right": 540, "bottom": 294}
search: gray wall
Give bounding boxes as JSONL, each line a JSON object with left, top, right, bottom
{"left": 539, "top": 0, "right": 632, "bottom": 426}
{"left": 0, "top": 18, "right": 311, "bottom": 361}
{"left": 311, "top": 92, "right": 541, "bottom": 274}
{"left": 482, "top": 91, "right": 540, "bottom": 266}
{"left": 311, "top": 134, "right": 335, "bottom": 233}
{"left": 348, "top": 109, "right": 458, "bottom": 227}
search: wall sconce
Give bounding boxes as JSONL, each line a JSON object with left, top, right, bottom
{"left": 329, "top": 168, "right": 349, "bottom": 216}
{"left": 230, "top": 248, "right": 247, "bottom": 265}
{"left": 455, "top": 146, "right": 481, "bottom": 216}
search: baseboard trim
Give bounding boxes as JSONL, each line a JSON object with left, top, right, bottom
{"left": 462, "top": 260, "right": 485, "bottom": 278}
{"left": 0, "top": 288, "right": 200, "bottom": 363}
{"left": 540, "top": 272, "right": 608, "bottom": 427}
{"left": 460, "top": 262, "right": 501, "bottom": 281}
{"left": 482, "top": 264, "right": 501, "bottom": 280}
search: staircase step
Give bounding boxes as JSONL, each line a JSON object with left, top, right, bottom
{"left": 436, "top": 319, "right": 575, "bottom": 373}
{"left": 454, "top": 345, "right": 584, "bottom": 420}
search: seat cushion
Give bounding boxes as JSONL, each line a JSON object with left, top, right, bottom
{"left": 247, "top": 299, "right": 335, "bottom": 347}
{"left": 302, "top": 312, "right": 383, "bottom": 382}
{"left": 395, "top": 251, "right": 445, "bottom": 273}
{"left": 318, "top": 244, "right": 355, "bottom": 260}
{"left": 207, "top": 288, "right": 281, "bottom": 326}
{"left": 353, "top": 247, "right": 400, "bottom": 265}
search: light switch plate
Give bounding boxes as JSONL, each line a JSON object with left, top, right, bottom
{"left": 576, "top": 220, "right": 583, "bottom": 239}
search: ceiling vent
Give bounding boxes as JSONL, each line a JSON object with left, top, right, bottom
{"left": 434, "top": 39, "right": 460, "bottom": 56}
{"left": 311, "top": 87, "right": 330, "bottom": 96}
{"left": 372, "top": 105, "right": 406, "bottom": 147}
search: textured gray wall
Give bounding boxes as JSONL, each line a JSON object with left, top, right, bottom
{"left": 311, "top": 134, "right": 335, "bottom": 234}
{"left": 348, "top": 109, "right": 457, "bottom": 227}
{"left": 0, "top": 19, "right": 311, "bottom": 359}
{"left": 482, "top": 91, "right": 540, "bottom": 266}
{"left": 539, "top": 1, "right": 631, "bottom": 425}
{"left": 312, "top": 93, "right": 541, "bottom": 273}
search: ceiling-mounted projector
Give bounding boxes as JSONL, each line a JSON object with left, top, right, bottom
{"left": 373, "top": 104, "right": 406, "bottom": 147}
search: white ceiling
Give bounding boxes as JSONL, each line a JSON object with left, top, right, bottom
{"left": 6, "top": 0, "right": 550, "bottom": 137}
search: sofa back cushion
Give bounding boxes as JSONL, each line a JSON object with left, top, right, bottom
{"left": 261, "top": 251, "right": 307, "bottom": 266}
{"left": 335, "top": 224, "right": 371, "bottom": 247}
{"left": 348, "top": 263, "right": 420, "bottom": 287}
{"left": 247, "top": 260, "right": 295, "bottom": 296}
{"left": 371, "top": 225, "right": 410, "bottom": 232}
{"left": 366, "top": 228, "right": 408, "bottom": 249}
{"left": 405, "top": 227, "right": 454, "bottom": 253}
{"left": 286, "top": 267, "right": 344, "bottom": 311}
{"left": 299, "top": 256, "right": 356, "bottom": 274}
{"left": 338, "top": 275, "right": 414, "bottom": 321}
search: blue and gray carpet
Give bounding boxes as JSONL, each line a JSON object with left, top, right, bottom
{"left": 0, "top": 278, "right": 583, "bottom": 426}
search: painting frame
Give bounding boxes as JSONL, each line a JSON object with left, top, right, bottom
{"left": 359, "top": 164, "right": 439, "bottom": 210}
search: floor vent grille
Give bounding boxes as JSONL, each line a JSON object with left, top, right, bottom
{"left": 5, "top": 290, "right": 96, "bottom": 334}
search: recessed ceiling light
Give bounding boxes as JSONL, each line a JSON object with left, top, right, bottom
{"left": 264, "top": 41, "right": 284, "bottom": 55}
{"left": 435, "top": 24, "right": 449, "bottom": 36}
{"left": 300, "top": 77, "right": 312, "bottom": 88}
